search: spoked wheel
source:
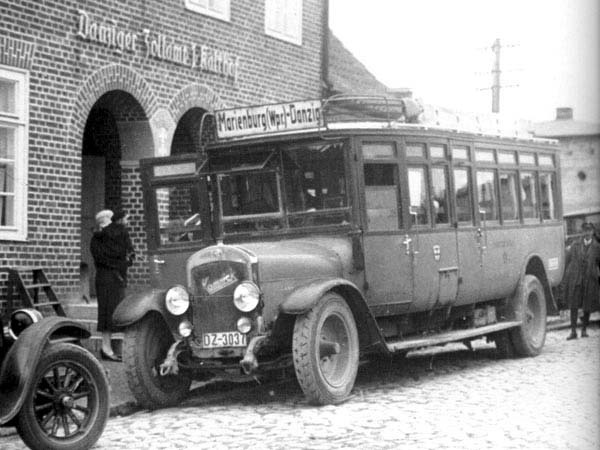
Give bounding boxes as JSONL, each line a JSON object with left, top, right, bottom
{"left": 123, "top": 313, "right": 191, "bottom": 409}
{"left": 293, "top": 292, "right": 359, "bottom": 405}
{"left": 16, "top": 343, "right": 109, "bottom": 450}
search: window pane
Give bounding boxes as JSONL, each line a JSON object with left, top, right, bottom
{"left": 476, "top": 170, "right": 498, "bottom": 220}
{"left": 220, "top": 171, "right": 279, "bottom": 216}
{"left": 520, "top": 153, "right": 535, "bottom": 165}
{"left": 406, "top": 143, "right": 425, "bottom": 158}
{"left": 498, "top": 151, "right": 516, "bottom": 164}
{"left": 408, "top": 166, "right": 429, "bottom": 226}
{"left": 155, "top": 185, "right": 204, "bottom": 245}
{"left": 499, "top": 172, "right": 519, "bottom": 221}
{"left": 0, "top": 163, "right": 15, "bottom": 193}
{"left": 0, "top": 127, "right": 15, "bottom": 159}
{"left": 520, "top": 172, "right": 539, "bottom": 219}
{"left": 363, "top": 142, "right": 396, "bottom": 159}
{"left": 364, "top": 164, "right": 400, "bottom": 230}
{"left": 540, "top": 173, "right": 557, "bottom": 220}
{"left": 265, "top": 0, "right": 302, "bottom": 44}
{"left": 452, "top": 146, "right": 469, "bottom": 160}
{"left": 454, "top": 168, "right": 472, "bottom": 223}
{"left": 0, "top": 195, "right": 14, "bottom": 226}
{"left": 475, "top": 149, "right": 495, "bottom": 163}
{"left": 283, "top": 142, "right": 350, "bottom": 228}
{"left": 430, "top": 144, "right": 446, "bottom": 159}
{"left": 0, "top": 79, "right": 16, "bottom": 114}
{"left": 185, "top": 0, "right": 230, "bottom": 19}
{"left": 431, "top": 166, "right": 450, "bottom": 224}
{"left": 538, "top": 154, "right": 554, "bottom": 167}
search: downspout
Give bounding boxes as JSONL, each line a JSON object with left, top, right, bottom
{"left": 320, "top": 0, "right": 331, "bottom": 98}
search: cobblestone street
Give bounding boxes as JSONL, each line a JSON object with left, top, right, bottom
{"left": 2, "top": 327, "right": 598, "bottom": 450}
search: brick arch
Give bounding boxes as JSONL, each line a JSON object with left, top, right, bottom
{"left": 168, "top": 83, "right": 225, "bottom": 123}
{"left": 71, "top": 64, "right": 159, "bottom": 146}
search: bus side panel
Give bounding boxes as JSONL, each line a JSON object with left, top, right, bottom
{"left": 453, "top": 223, "right": 564, "bottom": 306}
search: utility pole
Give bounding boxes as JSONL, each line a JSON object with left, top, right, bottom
{"left": 479, "top": 38, "right": 519, "bottom": 113}
{"left": 491, "top": 38, "right": 501, "bottom": 113}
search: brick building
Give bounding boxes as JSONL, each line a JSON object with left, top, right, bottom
{"left": 532, "top": 107, "right": 600, "bottom": 237}
{"left": 0, "top": 0, "right": 329, "bottom": 309}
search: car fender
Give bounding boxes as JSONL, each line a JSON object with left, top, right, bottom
{"left": 0, "top": 317, "right": 90, "bottom": 425}
{"left": 112, "top": 288, "right": 168, "bottom": 328}
{"left": 279, "top": 277, "right": 385, "bottom": 352}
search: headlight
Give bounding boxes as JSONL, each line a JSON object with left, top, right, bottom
{"left": 233, "top": 281, "right": 260, "bottom": 312}
{"left": 9, "top": 308, "right": 43, "bottom": 340}
{"left": 165, "top": 285, "right": 190, "bottom": 315}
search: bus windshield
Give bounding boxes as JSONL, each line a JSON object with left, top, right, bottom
{"left": 206, "top": 140, "right": 351, "bottom": 234}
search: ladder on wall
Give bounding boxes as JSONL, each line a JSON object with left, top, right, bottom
{"left": 3, "top": 267, "right": 66, "bottom": 316}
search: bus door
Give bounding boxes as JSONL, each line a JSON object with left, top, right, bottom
{"left": 450, "top": 144, "right": 483, "bottom": 305}
{"left": 140, "top": 155, "right": 214, "bottom": 289}
{"left": 405, "top": 144, "right": 459, "bottom": 313}
{"left": 360, "top": 141, "right": 413, "bottom": 315}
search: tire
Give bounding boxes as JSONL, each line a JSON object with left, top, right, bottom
{"left": 292, "top": 292, "right": 359, "bottom": 405}
{"left": 15, "top": 343, "right": 109, "bottom": 450}
{"left": 507, "top": 274, "right": 547, "bottom": 357}
{"left": 123, "top": 313, "right": 191, "bottom": 409}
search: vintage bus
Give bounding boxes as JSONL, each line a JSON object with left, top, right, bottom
{"left": 114, "top": 96, "right": 564, "bottom": 409}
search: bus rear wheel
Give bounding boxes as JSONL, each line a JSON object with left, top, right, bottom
{"left": 292, "top": 292, "right": 359, "bottom": 405}
{"left": 497, "top": 274, "right": 547, "bottom": 358}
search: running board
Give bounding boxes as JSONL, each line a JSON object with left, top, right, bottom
{"left": 385, "top": 321, "right": 523, "bottom": 353}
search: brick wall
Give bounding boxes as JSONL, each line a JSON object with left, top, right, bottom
{"left": 0, "top": 0, "right": 326, "bottom": 311}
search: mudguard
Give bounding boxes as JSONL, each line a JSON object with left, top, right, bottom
{"left": 112, "top": 288, "right": 168, "bottom": 328}
{"left": 280, "top": 277, "right": 385, "bottom": 352}
{"left": 0, "top": 316, "right": 90, "bottom": 425}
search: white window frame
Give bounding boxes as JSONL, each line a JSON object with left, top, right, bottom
{"left": 184, "top": 0, "right": 230, "bottom": 22}
{"left": 265, "top": 0, "right": 303, "bottom": 45}
{"left": 0, "top": 66, "right": 29, "bottom": 241}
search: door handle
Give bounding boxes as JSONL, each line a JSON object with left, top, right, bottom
{"left": 153, "top": 257, "right": 165, "bottom": 265}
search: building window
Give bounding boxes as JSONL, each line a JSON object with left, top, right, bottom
{"left": 184, "top": 0, "right": 230, "bottom": 21}
{"left": 265, "top": 0, "right": 302, "bottom": 45}
{"left": 0, "top": 67, "right": 28, "bottom": 241}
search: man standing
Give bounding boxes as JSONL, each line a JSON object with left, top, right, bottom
{"left": 563, "top": 222, "right": 600, "bottom": 340}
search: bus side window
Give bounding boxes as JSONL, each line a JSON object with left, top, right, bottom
{"left": 431, "top": 166, "right": 450, "bottom": 225}
{"left": 364, "top": 163, "right": 401, "bottom": 230}
{"left": 539, "top": 172, "right": 557, "bottom": 220}
{"left": 453, "top": 168, "right": 473, "bottom": 223}
{"left": 408, "top": 166, "right": 430, "bottom": 227}
{"left": 499, "top": 172, "right": 519, "bottom": 221}
{"left": 476, "top": 170, "right": 499, "bottom": 221}
{"left": 520, "top": 171, "right": 539, "bottom": 219}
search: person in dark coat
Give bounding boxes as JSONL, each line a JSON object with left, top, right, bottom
{"left": 90, "top": 209, "right": 135, "bottom": 361}
{"left": 563, "top": 222, "right": 600, "bottom": 340}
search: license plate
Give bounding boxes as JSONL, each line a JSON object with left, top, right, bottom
{"left": 202, "top": 331, "right": 247, "bottom": 348}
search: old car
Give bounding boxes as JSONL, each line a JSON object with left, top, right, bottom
{"left": 1, "top": 308, "right": 110, "bottom": 450}
{"left": 114, "top": 95, "right": 564, "bottom": 408}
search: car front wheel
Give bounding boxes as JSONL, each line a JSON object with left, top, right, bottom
{"left": 292, "top": 292, "right": 359, "bottom": 405}
{"left": 16, "top": 342, "right": 110, "bottom": 450}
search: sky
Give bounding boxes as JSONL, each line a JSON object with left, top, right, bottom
{"left": 329, "top": 0, "right": 600, "bottom": 124}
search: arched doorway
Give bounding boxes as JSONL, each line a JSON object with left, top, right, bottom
{"left": 171, "top": 107, "right": 207, "bottom": 155}
{"left": 80, "top": 90, "right": 152, "bottom": 299}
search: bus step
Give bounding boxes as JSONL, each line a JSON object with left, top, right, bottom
{"left": 385, "top": 321, "right": 523, "bottom": 353}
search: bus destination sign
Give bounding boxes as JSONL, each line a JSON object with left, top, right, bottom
{"left": 215, "top": 100, "right": 322, "bottom": 139}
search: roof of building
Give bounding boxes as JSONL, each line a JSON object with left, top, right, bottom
{"left": 327, "top": 32, "right": 390, "bottom": 96}
{"left": 531, "top": 119, "right": 600, "bottom": 138}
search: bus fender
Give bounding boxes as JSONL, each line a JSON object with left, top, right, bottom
{"left": 280, "top": 278, "right": 385, "bottom": 351}
{"left": 0, "top": 317, "right": 90, "bottom": 425}
{"left": 112, "top": 289, "right": 167, "bottom": 328}
{"left": 520, "top": 253, "right": 558, "bottom": 315}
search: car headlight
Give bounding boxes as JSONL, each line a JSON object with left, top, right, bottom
{"left": 9, "top": 308, "right": 43, "bottom": 340}
{"left": 233, "top": 281, "right": 260, "bottom": 312}
{"left": 165, "top": 285, "right": 190, "bottom": 316}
